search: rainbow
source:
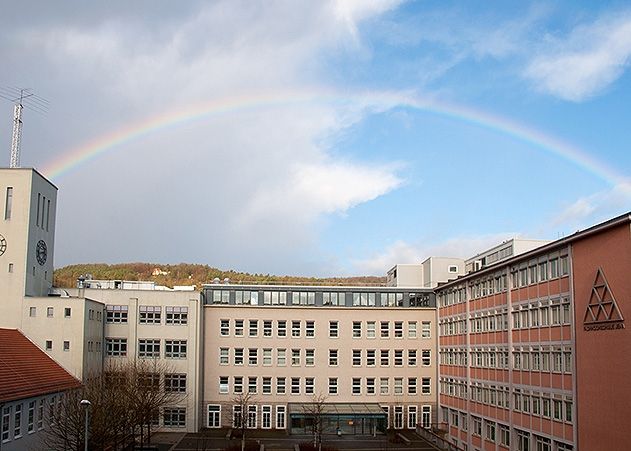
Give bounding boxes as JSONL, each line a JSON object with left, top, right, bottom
{"left": 41, "top": 89, "right": 625, "bottom": 185}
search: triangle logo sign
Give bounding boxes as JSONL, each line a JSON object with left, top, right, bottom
{"left": 583, "top": 268, "right": 624, "bottom": 325}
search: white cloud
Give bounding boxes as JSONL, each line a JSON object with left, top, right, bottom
{"left": 524, "top": 12, "right": 631, "bottom": 101}
{"left": 551, "top": 180, "right": 631, "bottom": 227}
{"left": 352, "top": 233, "right": 517, "bottom": 275}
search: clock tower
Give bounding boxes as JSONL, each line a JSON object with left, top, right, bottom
{"left": 0, "top": 168, "right": 57, "bottom": 325}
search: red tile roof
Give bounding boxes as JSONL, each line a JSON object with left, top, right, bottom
{"left": 0, "top": 328, "right": 82, "bottom": 403}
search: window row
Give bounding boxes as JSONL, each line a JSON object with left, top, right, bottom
{"left": 511, "top": 255, "right": 569, "bottom": 289}
{"left": 218, "top": 376, "right": 432, "bottom": 396}
{"left": 105, "top": 338, "right": 187, "bottom": 358}
{"left": 45, "top": 339, "right": 72, "bottom": 352}
{"left": 440, "top": 348, "right": 573, "bottom": 373}
{"left": 512, "top": 300, "right": 571, "bottom": 329}
{"left": 105, "top": 305, "right": 188, "bottom": 325}
{"left": 219, "top": 319, "right": 315, "bottom": 338}
{"left": 442, "top": 408, "right": 574, "bottom": 450}
{"left": 207, "top": 404, "right": 287, "bottom": 429}
{"left": 1, "top": 397, "right": 49, "bottom": 444}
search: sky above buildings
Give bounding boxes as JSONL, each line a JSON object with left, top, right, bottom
{"left": 1, "top": 0, "right": 630, "bottom": 276}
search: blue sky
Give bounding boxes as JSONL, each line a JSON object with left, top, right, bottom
{"left": 1, "top": 1, "right": 630, "bottom": 276}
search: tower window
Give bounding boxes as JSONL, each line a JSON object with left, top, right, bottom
{"left": 4, "top": 187, "right": 12, "bottom": 220}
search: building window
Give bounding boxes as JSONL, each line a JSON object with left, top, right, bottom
{"left": 276, "top": 406, "right": 286, "bottom": 429}
{"left": 292, "top": 320, "right": 301, "bottom": 337}
{"left": 352, "top": 349, "right": 362, "bottom": 366}
{"left": 499, "top": 424, "right": 510, "bottom": 446}
{"left": 485, "top": 420, "right": 496, "bottom": 442}
{"left": 47, "top": 307, "right": 54, "bottom": 317}
{"left": 421, "top": 321, "right": 431, "bottom": 338}
{"left": 380, "top": 321, "right": 389, "bottom": 338}
{"left": 517, "top": 430, "right": 530, "bottom": 451}
{"left": 234, "top": 348, "right": 244, "bottom": 365}
{"left": 220, "top": 348, "right": 229, "bottom": 365}
{"left": 408, "top": 321, "right": 417, "bottom": 338}
{"left": 329, "top": 349, "right": 338, "bottom": 366}
{"left": 4, "top": 187, "right": 13, "bottom": 220}
{"left": 366, "top": 378, "right": 376, "bottom": 395}
{"left": 2, "top": 406, "right": 11, "bottom": 442}
{"left": 422, "top": 349, "right": 431, "bottom": 366}
{"left": 394, "top": 406, "right": 404, "bottom": 429}
{"left": 213, "top": 290, "right": 231, "bottom": 304}
{"left": 421, "top": 406, "right": 431, "bottom": 429}
{"left": 394, "top": 321, "right": 403, "bottom": 338}
{"left": 138, "top": 339, "right": 160, "bottom": 358}
{"left": 277, "top": 349, "right": 286, "bottom": 366}
{"left": 106, "top": 338, "right": 127, "bottom": 356}
{"left": 535, "top": 435, "right": 551, "bottom": 451}
{"left": 291, "top": 377, "right": 300, "bottom": 395}
{"left": 353, "top": 321, "right": 362, "bottom": 338}
{"left": 233, "top": 377, "right": 243, "bottom": 394}
{"left": 380, "top": 349, "right": 389, "bottom": 366}
{"left": 208, "top": 405, "right": 221, "bottom": 428}
{"left": 262, "top": 405, "right": 272, "bottom": 429}
{"left": 163, "top": 408, "right": 186, "bottom": 428}
{"left": 366, "top": 349, "right": 376, "bottom": 366}
{"left": 45, "top": 339, "right": 53, "bottom": 351}
{"left": 263, "top": 291, "right": 287, "bottom": 305}
{"left": 408, "top": 377, "right": 417, "bottom": 395}
{"left": 292, "top": 349, "right": 300, "bottom": 366}
{"left": 263, "top": 348, "right": 272, "bottom": 366}
{"left": 328, "top": 377, "right": 338, "bottom": 395}
{"left": 248, "top": 377, "right": 257, "bottom": 394}
{"left": 219, "top": 376, "right": 229, "bottom": 394}
{"left": 165, "top": 340, "right": 187, "bottom": 359}
{"left": 262, "top": 377, "right": 272, "bottom": 394}
{"left": 329, "top": 321, "right": 338, "bottom": 338}
{"left": 233, "top": 406, "right": 243, "bottom": 428}
{"left": 366, "top": 321, "right": 376, "bottom": 338}
{"left": 292, "top": 291, "right": 315, "bottom": 305}
{"left": 221, "top": 319, "right": 231, "bottom": 336}
{"left": 263, "top": 320, "right": 273, "bottom": 337}
{"left": 139, "top": 306, "right": 161, "bottom": 324}
{"left": 29, "top": 307, "right": 36, "bottom": 317}
{"left": 305, "top": 349, "right": 315, "bottom": 366}
{"left": 408, "top": 406, "right": 417, "bottom": 429}
{"left": 165, "top": 374, "right": 187, "bottom": 393}
{"left": 235, "top": 320, "right": 244, "bottom": 336}
{"left": 305, "top": 321, "right": 315, "bottom": 337}
{"left": 13, "top": 404, "right": 21, "bottom": 438}
{"left": 472, "top": 416, "right": 482, "bottom": 436}
{"left": 277, "top": 320, "right": 286, "bottom": 337}
{"left": 305, "top": 377, "right": 315, "bottom": 395}
{"left": 394, "top": 350, "right": 403, "bottom": 366}
{"left": 166, "top": 306, "right": 188, "bottom": 325}
{"left": 380, "top": 377, "right": 389, "bottom": 395}
{"left": 63, "top": 341, "right": 70, "bottom": 351}
{"left": 106, "top": 305, "right": 128, "bottom": 323}
{"left": 394, "top": 378, "right": 403, "bottom": 395}
{"left": 421, "top": 378, "right": 431, "bottom": 395}
{"left": 249, "top": 320, "right": 258, "bottom": 337}
{"left": 352, "top": 378, "right": 361, "bottom": 395}
{"left": 64, "top": 307, "right": 72, "bottom": 318}
{"left": 277, "top": 377, "right": 286, "bottom": 395}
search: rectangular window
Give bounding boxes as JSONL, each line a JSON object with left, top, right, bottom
{"left": 47, "top": 307, "right": 54, "bottom": 317}
{"left": 138, "top": 339, "right": 160, "bottom": 358}
{"left": 14, "top": 404, "right": 21, "bottom": 438}
{"left": 394, "top": 349, "right": 403, "bottom": 366}
{"left": 220, "top": 348, "right": 229, "bottom": 365}
{"left": 408, "top": 406, "right": 417, "bottom": 429}
{"left": 329, "top": 321, "right": 338, "bottom": 338}
{"left": 27, "top": 401, "right": 35, "bottom": 433}
{"left": 139, "top": 306, "right": 161, "bottom": 324}
{"left": 408, "top": 321, "right": 417, "bottom": 338}
{"left": 352, "top": 378, "right": 361, "bottom": 395}
{"left": 305, "top": 349, "right": 315, "bottom": 366}
{"left": 394, "top": 321, "right": 403, "bottom": 338}
{"left": 263, "top": 348, "right": 272, "bottom": 366}
{"left": 421, "top": 406, "right": 431, "bottom": 429}
{"left": 366, "top": 321, "right": 376, "bottom": 338}
{"left": 105, "top": 305, "right": 129, "bottom": 324}
{"left": 329, "top": 377, "right": 338, "bottom": 395}
{"left": 233, "top": 405, "right": 242, "bottom": 428}
{"left": 366, "top": 349, "right": 376, "bottom": 366}
{"left": 263, "top": 320, "right": 273, "bottom": 337}
{"left": 352, "top": 321, "right": 362, "bottom": 338}
{"left": 500, "top": 424, "right": 510, "bottom": 446}
{"left": 421, "top": 321, "right": 431, "bottom": 338}
{"left": 305, "top": 321, "right": 315, "bottom": 337}
{"left": 248, "top": 348, "right": 258, "bottom": 365}
{"left": 165, "top": 340, "right": 187, "bottom": 359}
{"left": 165, "top": 374, "right": 187, "bottom": 393}
{"left": 394, "top": 406, "right": 404, "bottom": 429}
{"left": 292, "top": 349, "right": 301, "bottom": 366}
{"left": 213, "top": 290, "right": 231, "bottom": 304}
{"left": 235, "top": 320, "right": 244, "bottom": 336}
{"left": 234, "top": 377, "right": 243, "bottom": 394}
{"left": 276, "top": 406, "right": 286, "bottom": 429}
{"left": 276, "top": 377, "right": 286, "bottom": 395}
{"left": 291, "top": 377, "right": 300, "bottom": 395}
{"left": 421, "top": 378, "right": 431, "bottom": 395}
{"left": 394, "top": 378, "right": 403, "bottom": 395}
{"left": 263, "top": 291, "right": 287, "bottom": 305}
{"left": 249, "top": 320, "right": 258, "bottom": 337}
{"left": 166, "top": 306, "right": 188, "bottom": 325}
{"left": 408, "top": 377, "right": 417, "bottom": 395}
{"left": 473, "top": 416, "right": 482, "bottom": 436}
{"left": 262, "top": 405, "right": 272, "bottom": 429}
{"left": 106, "top": 338, "right": 127, "bottom": 356}
{"left": 262, "top": 377, "right": 272, "bottom": 394}
{"left": 560, "top": 256, "right": 569, "bottom": 275}
{"left": 234, "top": 348, "right": 244, "bottom": 365}
{"left": 277, "top": 320, "right": 286, "bottom": 337}
{"left": 305, "top": 377, "right": 315, "bottom": 395}
{"left": 408, "top": 349, "right": 417, "bottom": 366}
{"left": 380, "top": 377, "right": 389, "bottom": 395}
{"left": 292, "top": 291, "right": 315, "bottom": 305}
{"left": 485, "top": 420, "right": 496, "bottom": 442}
{"left": 380, "top": 349, "right": 389, "bottom": 366}
{"left": 208, "top": 405, "right": 221, "bottom": 428}
{"left": 29, "top": 307, "right": 36, "bottom": 317}
{"left": 366, "top": 378, "right": 376, "bottom": 395}
{"left": 4, "top": 187, "right": 13, "bottom": 220}
{"left": 248, "top": 377, "right": 257, "bottom": 394}
{"left": 219, "top": 376, "right": 229, "bottom": 394}
{"left": 220, "top": 319, "right": 230, "bottom": 336}
{"left": 329, "top": 349, "right": 338, "bottom": 366}
{"left": 2, "top": 406, "right": 11, "bottom": 442}
{"left": 63, "top": 341, "right": 70, "bottom": 351}
{"left": 291, "top": 320, "right": 301, "bottom": 337}
{"left": 352, "top": 349, "right": 362, "bottom": 366}
{"left": 64, "top": 307, "right": 71, "bottom": 318}
{"left": 380, "top": 321, "right": 389, "bottom": 338}
{"left": 277, "top": 349, "right": 286, "bottom": 366}
{"left": 422, "top": 349, "right": 431, "bottom": 366}
{"left": 163, "top": 408, "right": 186, "bottom": 428}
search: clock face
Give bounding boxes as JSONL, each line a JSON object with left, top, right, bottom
{"left": 36, "top": 240, "right": 47, "bottom": 265}
{"left": 0, "top": 234, "right": 6, "bottom": 256}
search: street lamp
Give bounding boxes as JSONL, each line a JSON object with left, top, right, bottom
{"left": 80, "top": 399, "right": 91, "bottom": 451}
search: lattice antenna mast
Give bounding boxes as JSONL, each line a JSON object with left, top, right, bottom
{"left": 0, "top": 87, "right": 48, "bottom": 168}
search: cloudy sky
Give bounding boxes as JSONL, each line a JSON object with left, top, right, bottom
{"left": 1, "top": 0, "right": 630, "bottom": 276}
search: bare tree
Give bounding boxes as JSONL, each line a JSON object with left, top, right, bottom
{"left": 228, "top": 391, "right": 259, "bottom": 451}
{"left": 302, "top": 393, "right": 328, "bottom": 451}
{"left": 44, "top": 359, "right": 180, "bottom": 450}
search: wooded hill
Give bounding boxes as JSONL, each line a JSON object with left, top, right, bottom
{"left": 53, "top": 263, "right": 386, "bottom": 289}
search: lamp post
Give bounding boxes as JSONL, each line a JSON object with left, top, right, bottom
{"left": 80, "top": 399, "right": 91, "bottom": 451}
